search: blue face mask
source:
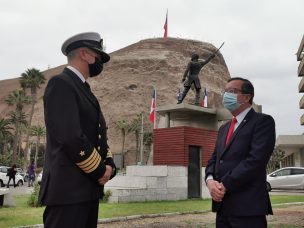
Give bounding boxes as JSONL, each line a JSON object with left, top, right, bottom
{"left": 223, "top": 92, "right": 240, "bottom": 112}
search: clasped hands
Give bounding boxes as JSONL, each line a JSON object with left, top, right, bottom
{"left": 207, "top": 179, "right": 226, "bottom": 202}
{"left": 98, "top": 165, "right": 112, "bottom": 185}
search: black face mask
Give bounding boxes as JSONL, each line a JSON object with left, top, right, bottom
{"left": 88, "top": 57, "right": 104, "bottom": 77}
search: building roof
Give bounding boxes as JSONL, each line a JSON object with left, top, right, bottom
{"left": 276, "top": 135, "right": 304, "bottom": 149}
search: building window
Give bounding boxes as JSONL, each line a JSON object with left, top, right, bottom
{"left": 282, "top": 154, "right": 295, "bottom": 167}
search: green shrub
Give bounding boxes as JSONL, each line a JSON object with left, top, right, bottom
{"left": 27, "top": 183, "right": 42, "bottom": 207}
{"left": 101, "top": 190, "right": 112, "bottom": 203}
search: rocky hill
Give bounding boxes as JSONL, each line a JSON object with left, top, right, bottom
{"left": 0, "top": 37, "right": 230, "bottom": 163}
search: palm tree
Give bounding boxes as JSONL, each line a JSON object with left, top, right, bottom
{"left": 129, "top": 114, "right": 142, "bottom": 163}
{"left": 5, "top": 89, "right": 31, "bottom": 113}
{"left": 0, "top": 118, "right": 13, "bottom": 154}
{"left": 5, "top": 89, "right": 30, "bottom": 160}
{"left": 115, "top": 119, "right": 132, "bottom": 168}
{"left": 19, "top": 68, "right": 46, "bottom": 166}
{"left": 7, "top": 111, "right": 28, "bottom": 161}
{"left": 31, "top": 125, "right": 46, "bottom": 166}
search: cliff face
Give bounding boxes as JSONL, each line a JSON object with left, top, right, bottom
{"left": 0, "top": 37, "right": 230, "bottom": 160}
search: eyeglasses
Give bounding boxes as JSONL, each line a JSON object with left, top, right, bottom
{"left": 221, "top": 88, "right": 243, "bottom": 95}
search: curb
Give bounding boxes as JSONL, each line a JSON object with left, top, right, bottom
{"left": 13, "top": 202, "right": 304, "bottom": 227}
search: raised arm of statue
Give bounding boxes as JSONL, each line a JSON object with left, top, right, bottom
{"left": 200, "top": 53, "right": 216, "bottom": 66}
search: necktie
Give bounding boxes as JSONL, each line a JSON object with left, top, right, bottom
{"left": 84, "top": 81, "right": 91, "bottom": 92}
{"left": 225, "top": 117, "right": 237, "bottom": 145}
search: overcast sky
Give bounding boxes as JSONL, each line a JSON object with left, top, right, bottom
{"left": 0, "top": 0, "right": 303, "bottom": 135}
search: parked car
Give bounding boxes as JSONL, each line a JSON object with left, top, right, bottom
{"left": 16, "top": 168, "right": 28, "bottom": 182}
{"left": 37, "top": 170, "right": 43, "bottom": 185}
{"left": 266, "top": 167, "right": 304, "bottom": 191}
{"left": 0, "top": 166, "right": 24, "bottom": 187}
{"left": 24, "top": 173, "right": 29, "bottom": 182}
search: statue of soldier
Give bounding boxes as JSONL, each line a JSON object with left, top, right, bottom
{"left": 177, "top": 52, "right": 215, "bottom": 105}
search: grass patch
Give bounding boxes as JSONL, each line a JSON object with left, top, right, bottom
{"left": 0, "top": 195, "right": 303, "bottom": 227}
{"left": 0, "top": 196, "right": 44, "bottom": 227}
{"left": 98, "top": 198, "right": 212, "bottom": 219}
{"left": 270, "top": 195, "right": 304, "bottom": 206}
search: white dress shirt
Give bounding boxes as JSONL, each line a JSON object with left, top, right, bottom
{"left": 67, "top": 65, "right": 86, "bottom": 83}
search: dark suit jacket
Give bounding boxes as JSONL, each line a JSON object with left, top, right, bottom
{"left": 39, "top": 67, "right": 116, "bottom": 206}
{"left": 205, "top": 108, "right": 275, "bottom": 216}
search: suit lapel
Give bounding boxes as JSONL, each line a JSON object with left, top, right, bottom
{"left": 64, "top": 68, "right": 100, "bottom": 111}
{"left": 219, "top": 108, "right": 255, "bottom": 159}
{"left": 220, "top": 123, "right": 230, "bottom": 152}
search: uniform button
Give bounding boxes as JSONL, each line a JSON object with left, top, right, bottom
{"left": 98, "top": 146, "right": 101, "bottom": 151}
{"left": 98, "top": 135, "right": 101, "bottom": 139}
{"left": 219, "top": 160, "right": 223, "bottom": 164}
{"left": 99, "top": 124, "right": 101, "bottom": 127}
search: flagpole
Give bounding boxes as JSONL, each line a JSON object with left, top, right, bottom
{"left": 139, "top": 112, "right": 144, "bottom": 165}
{"left": 154, "top": 86, "right": 157, "bottom": 129}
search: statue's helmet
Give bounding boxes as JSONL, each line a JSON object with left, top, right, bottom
{"left": 191, "top": 54, "right": 199, "bottom": 61}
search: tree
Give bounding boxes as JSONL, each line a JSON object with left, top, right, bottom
{"left": 20, "top": 68, "right": 46, "bottom": 167}
{"left": 115, "top": 119, "right": 132, "bottom": 168}
{"left": 5, "top": 89, "right": 30, "bottom": 161}
{"left": 31, "top": 125, "right": 46, "bottom": 166}
{"left": 0, "top": 118, "right": 13, "bottom": 154}
{"left": 143, "top": 132, "right": 153, "bottom": 148}
{"left": 7, "top": 111, "right": 28, "bottom": 161}
{"left": 267, "top": 147, "right": 285, "bottom": 173}
{"left": 129, "top": 114, "right": 142, "bottom": 163}
{"left": 5, "top": 89, "right": 31, "bottom": 113}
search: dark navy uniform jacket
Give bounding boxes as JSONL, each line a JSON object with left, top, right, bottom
{"left": 39, "top": 67, "right": 116, "bottom": 206}
{"left": 205, "top": 108, "right": 275, "bottom": 216}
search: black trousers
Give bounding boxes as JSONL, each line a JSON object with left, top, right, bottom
{"left": 43, "top": 200, "right": 99, "bottom": 228}
{"left": 7, "top": 176, "right": 15, "bottom": 187}
{"left": 216, "top": 211, "right": 267, "bottom": 228}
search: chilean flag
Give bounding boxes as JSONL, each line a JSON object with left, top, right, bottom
{"left": 150, "top": 89, "right": 156, "bottom": 124}
{"left": 163, "top": 10, "right": 168, "bottom": 38}
{"left": 202, "top": 87, "right": 208, "bottom": 107}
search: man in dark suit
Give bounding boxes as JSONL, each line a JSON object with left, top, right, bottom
{"left": 39, "top": 32, "right": 116, "bottom": 228}
{"left": 205, "top": 77, "right": 275, "bottom": 228}
{"left": 177, "top": 53, "right": 215, "bottom": 105}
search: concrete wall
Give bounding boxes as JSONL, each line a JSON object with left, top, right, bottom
{"left": 104, "top": 165, "right": 210, "bottom": 203}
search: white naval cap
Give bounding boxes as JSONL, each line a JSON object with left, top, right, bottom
{"left": 61, "top": 32, "right": 110, "bottom": 63}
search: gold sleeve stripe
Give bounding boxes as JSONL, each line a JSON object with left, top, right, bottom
{"left": 79, "top": 150, "right": 98, "bottom": 169}
{"left": 106, "top": 150, "right": 113, "bottom": 158}
{"left": 76, "top": 148, "right": 97, "bottom": 167}
{"left": 82, "top": 154, "right": 101, "bottom": 173}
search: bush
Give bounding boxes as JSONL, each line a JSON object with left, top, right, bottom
{"left": 27, "top": 183, "right": 42, "bottom": 207}
{"left": 101, "top": 190, "right": 112, "bottom": 203}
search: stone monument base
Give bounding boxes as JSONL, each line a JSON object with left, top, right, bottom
{"left": 104, "top": 165, "right": 210, "bottom": 203}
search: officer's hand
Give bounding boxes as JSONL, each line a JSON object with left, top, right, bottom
{"left": 206, "top": 179, "right": 225, "bottom": 202}
{"left": 98, "top": 165, "right": 112, "bottom": 185}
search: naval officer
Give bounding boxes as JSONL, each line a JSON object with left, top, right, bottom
{"left": 39, "top": 32, "right": 116, "bottom": 228}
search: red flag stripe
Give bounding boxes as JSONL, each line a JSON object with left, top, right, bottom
{"left": 163, "top": 11, "right": 168, "bottom": 38}
{"left": 150, "top": 90, "right": 156, "bottom": 123}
